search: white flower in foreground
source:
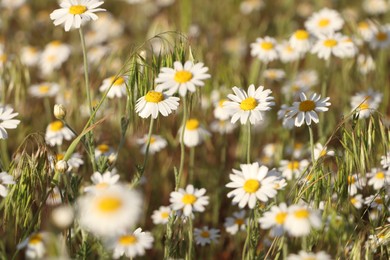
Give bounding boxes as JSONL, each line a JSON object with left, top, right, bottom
{"left": 50, "top": 0, "right": 106, "bottom": 32}
{"left": 135, "top": 90, "right": 180, "bottom": 118}
{"left": 0, "top": 106, "right": 20, "bottom": 139}
{"left": 151, "top": 206, "right": 171, "bottom": 225}
{"left": 51, "top": 204, "right": 74, "bottom": 229}
{"left": 304, "top": 8, "right": 344, "bottom": 36}
{"left": 226, "top": 162, "right": 278, "bottom": 209}
{"left": 17, "top": 232, "right": 49, "bottom": 259}
{"left": 286, "top": 92, "right": 330, "bottom": 127}
{"left": 107, "top": 228, "right": 154, "bottom": 259}
{"left": 99, "top": 76, "right": 128, "bottom": 99}
{"left": 155, "top": 61, "right": 210, "bottom": 97}
{"left": 224, "top": 84, "right": 274, "bottom": 125}
{"left": 284, "top": 205, "right": 322, "bottom": 237}
{"left": 179, "top": 119, "right": 211, "bottom": 147}
{"left": 0, "top": 171, "right": 15, "bottom": 197}
{"left": 258, "top": 203, "right": 289, "bottom": 237}
{"left": 367, "top": 168, "right": 390, "bottom": 190}
{"left": 169, "top": 184, "right": 209, "bottom": 217}
{"left": 77, "top": 185, "right": 143, "bottom": 237}
{"left": 84, "top": 170, "right": 120, "bottom": 193}
{"left": 313, "top": 143, "right": 335, "bottom": 160}
{"left": 136, "top": 134, "right": 167, "bottom": 155}
{"left": 224, "top": 210, "right": 247, "bottom": 235}
{"left": 250, "top": 36, "right": 279, "bottom": 63}
{"left": 194, "top": 226, "right": 220, "bottom": 246}
{"left": 287, "top": 250, "right": 332, "bottom": 260}
{"left": 45, "top": 120, "right": 74, "bottom": 146}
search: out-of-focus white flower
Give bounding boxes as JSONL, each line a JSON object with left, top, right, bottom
{"left": 179, "top": 119, "right": 210, "bottom": 147}
{"left": 304, "top": 8, "right": 344, "bottom": 36}
{"left": 194, "top": 226, "right": 220, "bottom": 246}
{"left": 250, "top": 36, "right": 279, "bottom": 63}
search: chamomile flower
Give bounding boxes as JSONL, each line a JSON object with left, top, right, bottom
{"left": 84, "top": 170, "right": 120, "bottom": 193}
{"left": 99, "top": 76, "right": 128, "bottom": 99}
{"left": 250, "top": 36, "right": 279, "bottom": 63}
{"left": 364, "top": 194, "right": 388, "bottom": 210}
{"left": 357, "top": 54, "right": 376, "bottom": 75}
{"left": 135, "top": 90, "right": 180, "bottom": 119}
{"left": 369, "top": 25, "right": 390, "bottom": 49}
{"left": 179, "top": 119, "right": 211, "bottom": 147}
{"left": 210, "top": 120, "right": 237, "bottom": 134}
{"left": 224, "top": 210, "right": 247, "bottom": 235}
{"left": 263, "top": 69, "right": 286, "bottom": 82}
{"left": 240, "top": 0, "right": 264, "bottom": 15}
{"left": 107, "top": 228, "right": 154, "bottom": 259}
{"left": 224, "top": 84, "right": 274, "bottom": 125}
{"left": 350, "top": 194, "right": 364, "bottom": 209}
{"left": 213, "top": 99, "right": 231, "bottom": 121}
{"left": 77, "top": 185, "right": 143, "bottom": 237}
{"left": 1, "top": 0, "right": 26, "bottom": 10}
{"left": 363, "top": 0, "right": 389, "bottom": 15}
{"left": 347, "top": 174, "right": 365, "bottom": 196}
{"left": 17, "top": 232, "right": 49, "bottom": 259}
{"left": 46, "top": 187, "right": 63, "bottom": 206}
{"left": 284, "top": 205, "right": 322, "bottom": 237}
{"left": 194, "top": 226, "right": 220, "bottom": 246}
{"left": 151, "top": 206, "right": 171, "bottom": 225}
{"left": 304, "top": 8, "right": 344, "bottom": 36}
{"left": 28, "top": 82, "right": 60, "bottom": 98}
{"left": 0, "top": 106, "right": 20, "bottom": 139}
{"left": 287, "top": 250, "right": 332, "bottom": 260}
{"left": 313, "top": 143, "right": 335, "bottom": 160}
{"left": 45, "top": 120, "right": 74, "bottom": 146}
{"left": 367, "top": 168, "right": 390, "bottom": 190}
{"left": 380, "top": 152, "right": 390, "bottom": 169}
{"left": 279, "top": 159, "right": 309, "bottom": 180}
{"left": 20, "top": 46, "right": 41, "bottom": 67}
{"left": 289, "top": 29, "right": 312, "bottom": 53}
{"left": 276, "top": 41, "right": 301, "bottom": 63}
{"left": 155, "top": 61, "right": 210, "bottom": 97}
{"left": 95, "top": 144, "right": 116, "bottom": 159}
{"left": 136, "top": 134, "right": 167, "bottom": 155}
{"left": 0, "top": 171, "right": 15, "bottom": 197}
{"left": 55, "top": 152, "right": 84, "bottom": 172}
{"left": 286, "top": 92, "right": 331, "bottom": 127}
{"left": 277, "top": 104, "right": 295, "bottom": 129}
{"left": 226, "top": 162, "right": 278, "bottom": 209}
{"left": 51, "top": 204, "right": 74, "bottom": 229}
{"left": 50, "top": 0, "right": 106, "bottom": 32}
{"left": 350, "top": 89, "right": 382, "bottom": 119}
{"left": 258, "top": 203, "right": 289, "bottom": 236}
{"left": 357, "top": 20, "right": 377, "bottom": 41}
{"left": 169, "top": 184, "right": 209, "bottom": 217}
{"left": 311, "top": 33, "right": 356, "bottom": 60}
{"left": 39, "top": 41, "right": 71, "bottom": 75}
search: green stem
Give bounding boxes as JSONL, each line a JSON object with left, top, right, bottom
{"left": 176, "top": 97, "right": 188, "bottom": 190}
{"left": 189, "top": 147, "right": 195, "bottom": 184}
{"left": 247, "top": 122, "right": 251, "bottom": 164}
{"left": 43, "top": 97, "right": 52, "bottom": 122}
{"left": 187, "top": 217, "right": 194, "bottom": 260}
{"left": 308, "top": 125, "right": 315, "bottom": 163}
{"left": 142, "top": 117, "right": 155, "bottom": 172}
{"left": 0, "top": 140, "right": 9, "bottom": 170}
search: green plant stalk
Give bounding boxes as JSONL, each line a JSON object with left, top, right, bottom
{"left": 180, "top": 0, "right": 191, "bottom": 32}
{"left": 247, "top": 121, "right": 251, "bottom": 164}
{"left": 0, "top": 140, "right": 9, "bottom": 170}
{"left": 176, "top": 97, "right": 188, "bottom": 190}
{"left": 242, "top": 209, "right": 256, "bottom": 260}
{"left": 189, "top": 146, "right": 195, "bottom": 184}
{"left": 187, "top": 217, "right": 194, "bottom": 260}
{"left": 141, "top": 117, "right": 155, "bottom": 174}
{"left": 43, "top": 97, "right": 52, "bottom": 122}
{"left": 308, "top": 125, "right": 315, "bottom": 163}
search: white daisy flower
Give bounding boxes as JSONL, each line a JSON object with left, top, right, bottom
{"left": 0, "top": 106, "right": 20, "bottom": 139}
{"left": 17, "top": 232, "right": 49, "bottom": 259}
{"left": 277, "top": 104, "right": 295, "bottom": 129}
{"left": 350, "top": 194, "right": 364, "bottom": 209}
{"left": 263, "top": 69, "right": 286, "bottom": 82}
{"left": 367, "top": 168, "right": 390, "bottom": 190}
{"left": 46, "top": 187, "right": 63, "bottom": 206}
{"left": 347, "top": 174, "right": 365, "bottom": 196}
{"left": 84, "top": 170, "right": 120, "bottom": 193}
{"left": 304, "top": 8, "right": 344, "bottom": 36}
{"left": 286, "top": 92, "right": 331, "bottom": 127}
{"left": 155, "top": 60, "right": 210, "bottom": 97}
{"left": 94, "top": 144, "right": 116, "bottom": 159}
{"left": 350, "top": 89, "right": 382, "bottom": 119}
{"left": 313, "top": 143, "right": 335, "bottom": 160}
{"left": 363, "top": 0, "right": 389, "bottom": 15}
{"left": 179, "top": 119, "right": 211, "bottom": 148}
{"left": 258, "top": 203, "right": 289, "bottom": 237}
{"left": 107, "top": 228, "right": 154, "bottom": 259}
{"left": 287, "top": 250, "right": 332, "bottom": 260}
{"left": 226, "top": 162, "right": 279, "bottom": 209}
{"left": 224, "top": 84, "right": 274, "bottom": 125}
{"left": 77, "top": 185, "right": 143, "bottom": 237}
{"left": 50, "top": 0, "right": 106, "bottom": 32}
{"left": 88, "top": 45, "right": 110, "bottom": 65}
{"left": 369, "top": 24, "right": 390, "bottom": 49}
{"left": 357, "top": 54, "right": 376, "bottom": 75}
{"left": 56, "top": 152, "right": 84, "bottom": 172}
{"left": 28, "top": 82, "right": 60, "bottom": 98}
{"left": 289, "top": 29, "right": 312, "bottom": 53}
{"left": 224, "top": 210, "right": 247, "bottom": 235}
{"left": 380, "top": 152, "right": 390, "bottom": 169}
{"left": 296, "top": 70, "right": 319, "bottom": 88}
{"left": 279, "top": 159, "right": 309, "bottom": 180}
{"left": 284, "top": 205, "right": 322, "bottom": 237}
{"left": 45, "top": 120, "right": 75, "bottom": 146}
{"left": 210, "top": 120, "right": 237, "bottom": 134}
{"left": 250, "top": 36, "right": 279, "bottom": 63}
{"left": 99, "top": 76, "right": 128, "bottom": 99}
{"left": 311, "top": 33, "right": 356, "bottom": 60}
{"left": 39, "top": 41, "right": 71, "bottom": 75}
{"left": 87, "top": 13, "right": 124, "bottom": 46}
{"left": 169, "top": 184, "right": 209, "bottom": 217}
{"left": 357, "top": 20, "right": 377, "bottom": 42}
{"left": 213, "top": 99, "right": 231, "bottom": 121}
{"left": 0, "top": 171, "right": 15, "bottom": 197}
{"left": 240, "top": 0, "right": 264, "bottom": 15}
{"left": 364, "top": 194, "right": 388, "bottom": 210}
{"left": 276, "top": 41, "right": 301, "bottom": 63}
{"left": 194, "top": 226, "right": 220, "bottom": 246}
{"left": 135, "top": 90, "right": 180, "bottom": 119}
{"left": 1, "top": 0, "right": 25, "bottom": 10}
{"left": 136, "top": 134, "right": 167, "bottom": 155}
{"left": 20, "top": 46, "right": 41, "bottom": 67}
{"left": 51, "top": 204, "right": 74, "bottom": 229}
{"left": 151, "top": 206, "right": 171, "bottom": 225}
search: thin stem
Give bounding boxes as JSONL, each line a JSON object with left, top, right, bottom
{"left": 142, "top": 117, "right": 155, "bottom": 171}
{"left": 0, "top": 140, "right": 9, "bottom": 170}
{"left": 246, "top": 121, "right": 251, "bottom": 164}
{"left": 187, "top": 217, "right": 194, "bottom": 260}
{"left": 308, "top": 125, "right": 315, "bottom": 163}
{"left": 189, "top": 146, "right": 195, "bottom": 184}
{"left": 176, "top": 97, "right": 188, "bottom": 190}
{"left": 43, "top": 97, "right": 52, "bottom": 122}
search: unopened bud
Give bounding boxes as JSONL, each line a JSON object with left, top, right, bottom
{"left": 108, "top": 153, "right": 118, "bottom": 165}
{"left": 54, "top": 104, "right": 66, "bottom": 120}
{"left": 55, "top": 160, "right": 68, "bottom": 173}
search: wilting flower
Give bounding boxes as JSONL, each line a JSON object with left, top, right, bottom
{"left": 179, "top": 119, "right": 211, "bottom": 147}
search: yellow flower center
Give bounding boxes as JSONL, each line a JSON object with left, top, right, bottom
{"left": 96, "top": 196, "right": 123, "bottom": 213}
{"left": 38, "top": 85, "right": 50, "bottom": 94}
{"left": 97, "top": 144, "right": 110, "bottom": 153}
{"left": 303, "top": 257, "right": 316, "bottom": 260}
{"left": 298, "top": 100, "right": 316, "bottom": 112}
{"left": 358, "top": 103, "right": 369, "bottom": 110}
{"left": 287, "top": 161, "right": 299, "bottom": 170}
{"left": 350, "top": 197, "right": 357, "bottom": 204}
{"left": 49, "top": 121, "right": 64, "bottom": 132}
{"left": 50, "top": 41, "right": 62, "bottom": 46}
{"left": 174, "top": 70, "right": 193, "bottom": 83}
{"left": 235, "top": 218, "right": 244, "bottom": 225}
{"left": 182, "top": 194, "right": 197, "bottom": 205}
{"left": 318, "top": 18, "right": 330, "bottom": 28}
{"left": 150, "top": 136, "right": 156, "bottom": 144}
{"left": 374, "top": 198, "right": 383, "bottom": 204}
{"left": 186, "top": 119, "right": 200, "bottom": 130}
{"left": 111, "top": 77, "right": 125, "bottom": 86}
{"left": 119, "top": 235, "right": 137, "bottom": 245}
{"left": 320, "top": 149, "right": 327, "bottom": 157}
{"left": 29, "top": 234, "right": 42, "bottom": 245}
{"left": 295, "top": 30, "right": 309, "bottom": 40}
{"left": 261, "top": 41, "right": 274, "bottom": 50}
{"left": 375, "top": 172, "right": 385, "bottom": 179}
{"left": 200, "top": 231, "right": 210, "bottom": 238}
{"left": 243, "top": 179, "right": 260, "bottom": 193}
{"left": 240, "top": 97, "right": 257, "bottom": 111}
{"left": 347, "top": 176, "right": 355, "bottom": 184}
{"left": 358, "top": 21, "right": 369, "bottom": 29}
{"left": 69, "top": 5, "right": 87, "bottom": 15}
{"left": 376, "top": 32, "right": 388, "bottom": 42}
{"left": 161, "top": 212, "right": 169, "bottom": 219}
{"left": 0, "top": 54, "right": 7, "bottom": 63}
{"left": 294, "top": 209, "right": 309, "bottom": 219}
{"left": 323, "top": 39, "right": 338, "bottom": 47}
{"left": 275, "top": 212, "right": 288, "bottom": 224}
{"left": 145, "top": 91, "right": 164, "bottom": 103}
{"left": 218, "top": 99, "right": 226, "bottom": 107}
{"left": 56, "top": 153, "right": 64, "bottom": 160}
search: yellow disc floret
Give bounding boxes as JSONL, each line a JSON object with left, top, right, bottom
{"left": 69, "top": 5, "right": 87, "bottom": 15}
{"left": 145, "top": 91, "right": 164, "bottom": 103}
{"left": 243, "top": 179, "right": 260, "bottom": 193}
{"left": 119, "top": 235, "right": 137, "bottom": 245}
{"left": 174, "top": 70, "right": 193, "bottom": 83}
{"left": 186, "top": 119, "right": 200, "bottom": 130}
{"left": 299, "top": 100, "right": 316, "bottom": 112}
{"left": 182, "top": 194, "right": 197, "bottom": 205}
{"left": 97, "top": 196, "right": 123, "bottom": 213}
{"left": 49, "top": 121, "right": 64, "bottom": 131}
{"left": 240, "top": 97, "right": 257, "bottom": 111}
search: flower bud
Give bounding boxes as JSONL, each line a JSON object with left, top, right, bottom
{"left": 55, "top": 160, "right": 68, "bottom": 173}
{"left": 54, "top": 104, "right": 66, "bottom": 120}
